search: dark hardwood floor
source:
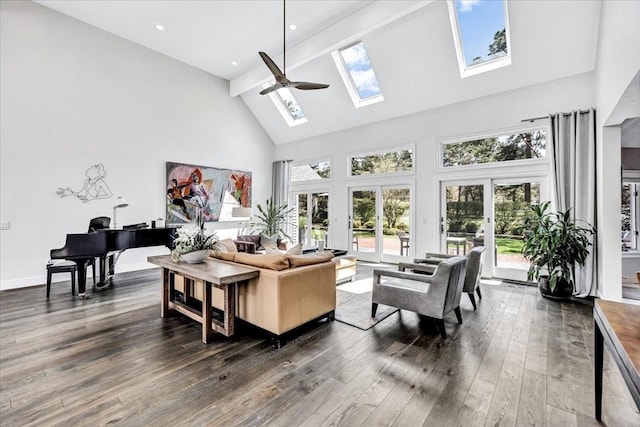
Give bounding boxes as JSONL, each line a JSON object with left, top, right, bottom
{"left": 1, "top": 265, "right": 639, "bottom": 426}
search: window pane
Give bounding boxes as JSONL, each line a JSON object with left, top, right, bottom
{"left": 351, "top": 148, "right": 413, "bottom": 176}
{"left": 339, "top": 42, "right": 382, "bottom": 100}
{"left": 622, "top": 182, "right": 638, "bottom": 251}
{"left": 352, "top": 190, "right": 377, "bottom": 253}
{"left": 445, "top": 184, "right": 483, "bottom": 254}
{"left": 382, "top": 188, "right": 411, "bottom": 257}
{"left": 443, "top": 130, "right": 546, "bottom": 167}
{"left": 311, "top": 192, "right": 329, "bottom": 247}
{"left": 454, "top": 0, "right": 508, "bottom": 68}
{"left": 275, "top": 88, "right": 305, "bottom": 120}
{"left": 291, "top": 161, "right": 331, "bottom": 182}
{"left": 264, "top": 82, "right": 307, "bottom": 126}
{"left": 296, "top": 193, "right": 307, "bottom": 245}
{"left": 494, "top": 182, "right": 540, "bottom": 270}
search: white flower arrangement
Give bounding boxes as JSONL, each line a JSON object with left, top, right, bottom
{"left": 171, "top": 209, "right": 218, "bottom": 262}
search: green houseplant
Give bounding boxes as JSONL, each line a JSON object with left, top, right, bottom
{"left": 171, "top": 208, "right": 218, "bottom": 263}
{"left": 249, "top": 197, "right": 294, "bottom": 241}
{"left": 521, "top": 201, "right": 595, "bottom": 298}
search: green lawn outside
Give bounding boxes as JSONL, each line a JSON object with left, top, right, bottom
{"left": 495, "top": 237, "right": 524, "bottom": 254}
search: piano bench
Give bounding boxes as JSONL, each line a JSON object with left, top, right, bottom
{"left": 46, "top": 261, "right": 77, "bottom": 298}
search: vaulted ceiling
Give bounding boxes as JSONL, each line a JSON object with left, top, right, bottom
{"left": 36, "top": 0, "right": 602, "bottom": 145}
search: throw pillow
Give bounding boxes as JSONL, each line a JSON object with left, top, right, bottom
{"left": 287, "top": 252, "right": 334, "bottom": 267}
{"left": 260, "top": 233, "right": 278, "bottom": 249}
{"left": 286, "top": 243, "right": 303, "bottom": 255}
{"left": 211, "top": 251, "right": 236, "bottom": 262}
{"left": 265, "top": 247, "right": 285, "bottom": 255}
{"left": 218, "top": 238, "right": 238, "bottom": 253}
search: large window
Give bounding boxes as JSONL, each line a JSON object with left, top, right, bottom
{"left": 291, "top": 160, "right": 331, "bottom": 183}
{"left": 349, "top": 185, "right": 413, "bottom": 262}
{"left": 441, "top": 178, "right": 546, "bottom": 282}
{"left": 447, "top": 0, "right": 511, "bottom": 78}
{"left": 332, "top": 41, "right": 383, "bottom": 108}
{"left": 350, "top": 147, "right": 413, "bottom": 177}
{"left": 442, "top": 129, "right": 546, "bottom": 168}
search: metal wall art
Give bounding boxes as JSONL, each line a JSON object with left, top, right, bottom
{"left": 56, "top": 163, "right": 113, "bottom": 202}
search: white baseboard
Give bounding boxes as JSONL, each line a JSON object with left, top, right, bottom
{"left": 0, "top": 262, "right": 159, "bottom": 291}
{"left": 1, "top": 275, "right": 46, "bottom": 291}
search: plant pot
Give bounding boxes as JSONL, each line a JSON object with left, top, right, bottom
{"left": 538, "top": 276, "right": 573, "bottom": 299}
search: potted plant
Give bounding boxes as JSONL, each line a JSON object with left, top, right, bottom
{"left": 249, "top": 197, "right": 294, "bottom": 241}
{"left": 171, "top": 208, "right": 218, "bottom": 263}
{"left": 521, "top": 201, "right": 595, "bottom": 298}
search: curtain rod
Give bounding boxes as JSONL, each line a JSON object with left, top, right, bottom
{"left": 521, "top": 109, "right": 593, "bottom": 123}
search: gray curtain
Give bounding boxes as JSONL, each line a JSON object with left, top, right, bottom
{"left": 549, "top": 108, "right": 598, "bottom": 297}
{"left": 272, "top": 160, "right": 292, "bottom": 238}
{"left": 272, "top": 160, "right": 291, "bottom": 208}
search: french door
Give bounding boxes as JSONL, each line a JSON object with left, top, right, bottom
{"left": 349, "top": 185, "right": 412, "bottom": 263}
{"left": 290, "top": 190, "right": 329, "bottom": 248}
{"left": 440, "top": 177, "right": 547, "bottom": 281}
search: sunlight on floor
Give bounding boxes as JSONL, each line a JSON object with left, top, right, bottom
{"left": 337, "top": 278, "right": 373, "bottom": 294}
{"left": 480, "top": 278, "right": 504, "bottom": 286}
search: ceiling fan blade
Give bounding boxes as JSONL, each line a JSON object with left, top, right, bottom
{"left": 259, "top": 51, "right": 286, "bottom": 81}
{"left": 259, "top": 3, "right": 329, "bottom": 96}
{"left": 259, "top": 83, "right": 283, "bottom": 96}
{"left": 290, "top": 82, "right": 330, "bottom": 90}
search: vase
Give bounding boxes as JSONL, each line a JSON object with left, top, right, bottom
{"left": 538, "top": 276, "right": 573, "bottom": 300}
{"left": 180, "top": 249, "right": 210, "bottom": 264}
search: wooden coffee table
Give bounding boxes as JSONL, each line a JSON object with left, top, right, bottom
{"left": 148, "top": 255, "right": 259, "bottom": 343}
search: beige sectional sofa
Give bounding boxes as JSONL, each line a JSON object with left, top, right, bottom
{"left": 174, "top": 251, "right": 337, "bottom": 339}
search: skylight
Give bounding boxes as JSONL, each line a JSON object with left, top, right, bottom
{"left": 332, "top": 42, "right": 384, "bottom": 108}
{"left": 263, "top": 83, "right": 308, "bottom": 127}
{"left": 448, "top": 0, "right": 511, "bottom": 78}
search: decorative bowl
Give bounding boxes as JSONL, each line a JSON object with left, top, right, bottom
{"left": 180, "top": 249, "right": 210, "bottom": 264}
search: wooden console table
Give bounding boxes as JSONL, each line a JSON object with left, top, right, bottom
{"left": 594, "top": 299, "right": 640, "bottom": 420}
{"left": 148, "top": 255, "right": 259, "bottom": 343}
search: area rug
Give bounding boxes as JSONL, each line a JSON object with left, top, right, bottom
{"left": 335, "top": 278, "right": 399, "bottom": 330}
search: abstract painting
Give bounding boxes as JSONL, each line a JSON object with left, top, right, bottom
{"left": 166, "top": 162, "right": 251, "bottom": 224}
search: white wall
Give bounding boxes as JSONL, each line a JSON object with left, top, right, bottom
{"left": 0, "top": 1, "right": 275, "bottom": 290}
{"left": 276, "top": 73, "right": 596, "bottom": 260}
{"left": 594, "top": 0, "right": 640, "bottom": 301}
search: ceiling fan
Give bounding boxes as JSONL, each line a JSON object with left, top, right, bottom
{"left": 259, "top": 0, "right": 329, "bottom": 96}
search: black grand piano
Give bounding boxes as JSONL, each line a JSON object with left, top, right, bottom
{"left": 51, "top": 225, "right": 178, "bottom": 297}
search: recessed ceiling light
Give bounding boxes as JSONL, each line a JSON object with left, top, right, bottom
{"left": 155, "top": 24, "right": 164, "bottom": 31}
{"left": 289, "top": 24, "right": 296, "bottom": 31}
{"left": 231, "top": 61, "right": 238, "bottom": 66}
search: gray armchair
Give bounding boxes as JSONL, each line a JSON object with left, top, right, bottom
{"left": 372, "top": 256, "right": 467, "bottom": 338}
{"left": 400, "top": 246, "right": 486, "bottom": 310}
